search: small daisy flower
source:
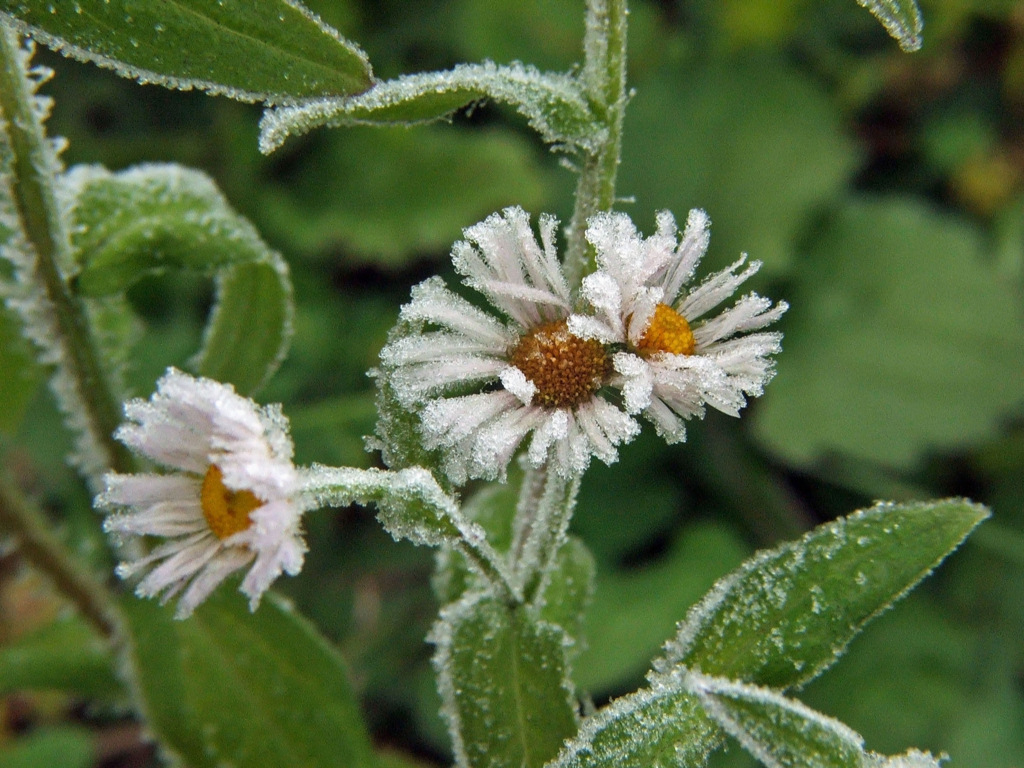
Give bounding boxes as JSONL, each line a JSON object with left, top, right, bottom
{"left": 379, "top": 207, "right": 639, "bottom": 484}
{"left": 95, "top": 368, "right": 307, "bottom": 619}
{"left": 569, "top": 209, "right": 787, "bottom": 443}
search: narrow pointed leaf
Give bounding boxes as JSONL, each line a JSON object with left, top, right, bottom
{"left": 547, "top": 679, "right": 720, "bottom": 768}
{"left": 688, "top": 671, "right": 867, "bottom": 768}
{"left": 855, "top": 0, "right": 923, "bottom": 52}
{"left": 688, "top": 672, "right": 943, "bottom": 768}
{"left": 66, "top": 163, "right": 293, "bottom": 394}
{"left": 430, "top": 591, "right": 578, "bottom": 768}
{"left": 259, "top": 62, "right": 601, "bottom": 153}
{"left": 657, "top": 499, "right": 989, "bottom": 688}
{"left": 118, "top": 590, "right": 374, "bottom": 768}
{"left": 0, "top": 0, "right": 373, "bottom": 104}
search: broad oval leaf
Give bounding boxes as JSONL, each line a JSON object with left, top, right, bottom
{"left": 118, "top": 589, "right": 374, "bottom": 768}
{"left": 855, "top": 0, "right": 924, "bottom": 52}
{"left": 753, "top": 198, "right": 1024, "bottom": 469}
{"left": 547, "top": 683, "right": 720, "bottom": 768}
{"left": 0, "top": 0, "right": 373, "bottom": 104}
{"left": 259, "top": 62, "right": 601, "bottom": 154}
{"left": 430, "top": 591, "right": 578, "bottom": 768}
{"left": 656, "top": 499, "right": 989, "bottom": 689}
{"left": 65, "top": 163, "right": 293, "bottom": 394}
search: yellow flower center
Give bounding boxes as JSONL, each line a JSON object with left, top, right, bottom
{"left": 637, "top": 303, "right": 695, "bottom": 356}
{"left": 509, "top": 320, "right": 611, "bottom": 408}
{"left": 200, "top": 465, "right": 262, "bottom": 540}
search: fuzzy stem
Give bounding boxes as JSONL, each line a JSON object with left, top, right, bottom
{"left": 0, "top": 464, "right": 121, "bottom": 640}
{"left": 0, "top": 28, "right": 132, "bottom": 481}
{"left": 564, "top": 0, "right": 629, "bottom": 286}
{"left": 302, "top": 465, "right": 522, "bottom": 604}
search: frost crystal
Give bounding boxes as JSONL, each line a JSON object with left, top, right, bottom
{"left": 259, "top": 61, "right": 602, "bottom": 154}
{"left": 569, "top": 209, "right": 788, "bottom": 444}
{"left": 377, "top": 207, "right": 639, "bottom": 484}
{"left": 0, "top": 38, "right": 113, "bottom": 487}
{"left": 95, "top": 368, "right": 307, "bottom": 618}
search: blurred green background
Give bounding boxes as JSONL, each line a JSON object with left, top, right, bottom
{"left": 1, "top": 0, "right": 1023, "bottom": 766}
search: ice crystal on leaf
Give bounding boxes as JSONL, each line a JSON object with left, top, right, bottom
{"left": 95, "top": 368, "right": 307, "bottom": 618}
{"left": 569, "top": 209, "right": 788, "bottom": 444}
{"left": 378, "top": 207, "right": 639, "bottom": 484}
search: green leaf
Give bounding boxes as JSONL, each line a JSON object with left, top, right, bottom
{"left": 0, "top": 613, "right": 121, "bottom": 698}
{"left": 753, "top": 198, "right": 1024, "bottom": 469}
{"left": 69, "top": 164, "right": 277, "bottom": 296}
{"left": 0, "top": 0, "right": 372, "bottom": 104}
{"left": 0, "top": 727, "right": 94, "bottom": 768}
{"left": 258, "top": 62, "right": 600, "bottom": 153}
{"left": 534, "top": 535, "right": 595, "bottom": 658}
{"left": 656, "top": 499, "right": 989, "bottom": 689}
{"left": 688, "top": 671, "right": 868, "bottom": 768}
{"left": 855, "top": 0, "right": 924, "bottom": 52}
{"left": 118, "top": 589, "right": 374, "bottom": 768}
{"left": 619, "top": 57, "right": 858, "bottom": 275}
{"left": 547, "top": 683, "right": 720, "bottom": 768}
{"left": 430, "top": 591, "right": 578, "bottom": 768}
{"left": 195, "top": 258, "right": 293, "bottom": 394}
{"left": 66, "top": 163, "right": 293, "bottom": 394}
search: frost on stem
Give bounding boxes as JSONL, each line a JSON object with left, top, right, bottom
{"left": 0, "top": 37, "right": 114, "bottom": 485}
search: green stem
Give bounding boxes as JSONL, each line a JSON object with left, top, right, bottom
{"left": 0, "top": 28, "right": 133, "bottom": 482}
{"left": 0, "top": 464, "right": 121, "bottom": 641}
{"left": 564, "top": 0, "right": 629, "bottom": 286}
{"left": 302, "top": 465, "right": 522, "bottom": 604}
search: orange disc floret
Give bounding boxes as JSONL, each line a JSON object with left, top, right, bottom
{"left": 200, "top": 464, "right": 262, "bottom": 540}
{"left": 637, "top": 303, "right": 696, "bottom": 356}
{"left": 510, "top": 320, "right": 611, "bottom": 408}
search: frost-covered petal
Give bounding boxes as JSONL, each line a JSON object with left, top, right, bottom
{"left": 97, "top": 368, "right": 308, "bottom": 618}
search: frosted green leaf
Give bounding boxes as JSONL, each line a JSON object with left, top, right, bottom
{"left": 68, "top": 164, "right": 279, "bottom": 295}
{"left": 687, "top": 671, "right": 866, "bottom": 768}
{"left": 753, "top": 198, "right": 1024, "bottom": 469}
{"left": 533, "top": 536, "right": 595, "bottom": 658}
{"left": 687, "top": 671, "right": 942, "bottom": 768}
{"left": 194, "top": 257, "right": 292, "bottom": 395}
{"left": 547, "top": 680, "right": 720, "bottom": 768}
{"left": 259, "top": 62, "right": 601, "bottom": 153}
{"left": 657, "top": 500, "right": 989, "bottom": 688}
{"left": 430, "top": 591, "right": 578, "bottom": 768}
{"left": 118, "top": 589, "right": 374, "bottom": 768}
{"left": 65, "top": 163, "right": 293, "bottom": 394}
{"left": 0, "top": 0, "right": 372, "bottom": 104}
{"left": 855, "top": 0, "right": 924, "bottom": 52}
{"left": 0, "top": 613, "right": 120, "bottom": 698}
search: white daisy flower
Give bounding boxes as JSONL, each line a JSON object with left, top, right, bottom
{"left": 379, "top": 207, "right": 639, "bottom": 484}
{"left": 569, "top": 209, "right": 787, "bottom": 443}
{"left": 95, "top": 368, "right": 307, "bottom": 619}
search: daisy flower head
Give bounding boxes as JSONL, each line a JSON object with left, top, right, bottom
{"left": 569, "top": 209, "right": 788, "bottom": 444}
{"left": 378, "top": 206, "right": 639, "bottom": 485}
{"left": 95, "top": 368, "right": 307, "bottom": 619}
